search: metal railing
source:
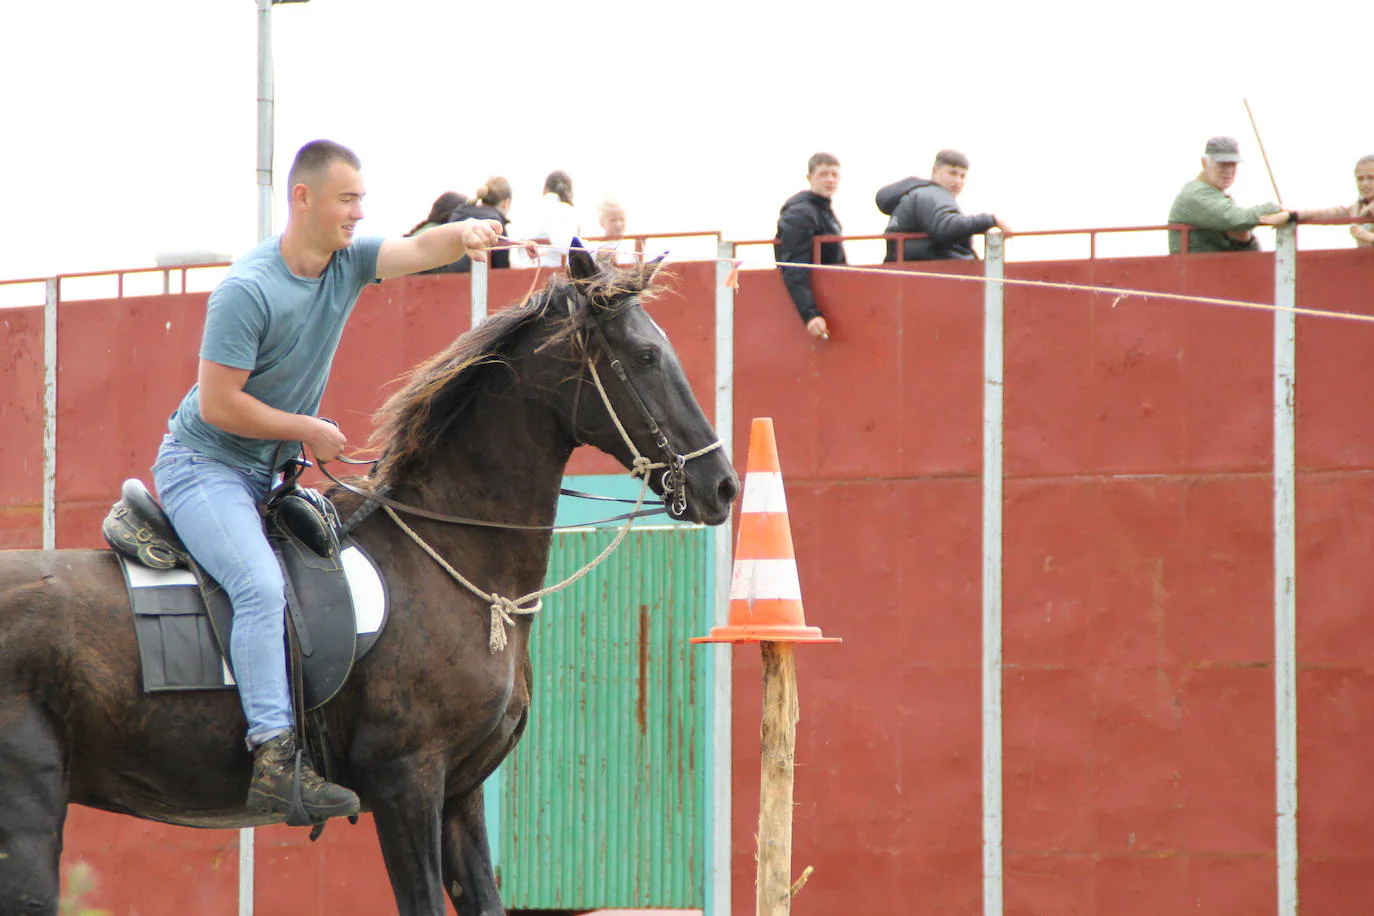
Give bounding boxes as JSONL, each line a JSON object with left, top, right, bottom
{"left": 0, "top": 262, "right": 232, "bottom": 309}
{"left": 799, "top": 218, "right": 1370, "bottom": 265}
{"left": 4, "top": 219, "right": 1368, "bottom": 308}
{"left": 0, "top": 233, "right": 725, "bottom": 309}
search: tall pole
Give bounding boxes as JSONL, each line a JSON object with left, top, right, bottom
{"left": 42, "top": 278, "right": 57, "bottom": 552}
{"left": 256, "top": 0, "right": 275, "bottom": 242}
{"left": 756, "top": 642, "right": 800, "bottom": 916}
{"left": 1273, "top": 223, "right": 1298, "bottom": 916}
{"left": 1244, "top": 98, "right": 1284, "bottom": 208}
{"left": 981, "top": 229, "right": 1005, "bottom": 916}
{"left": 710, "top": 239, "right": 735, "bottom": 916}
{"left": 244, "top": 7, "right": 274, "bottom": 910}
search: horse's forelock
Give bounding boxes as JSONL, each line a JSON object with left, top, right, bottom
{"left": 547, "top": 260, "right": 670, "bottom": 339}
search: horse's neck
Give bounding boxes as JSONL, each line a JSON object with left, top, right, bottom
{"left": 393, "top": 394, "right": 573, "bottom": 538}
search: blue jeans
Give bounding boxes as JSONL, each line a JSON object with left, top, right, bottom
{"left": 152, "top": 435, "right": 293, "bottom": 748}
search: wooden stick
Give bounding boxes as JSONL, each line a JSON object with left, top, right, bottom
{"left": 1244, "top": 97, "right": 1284, "bottom": 207}
{"left": 789, "top": 865, "right": 814, "bottom": 898}
{"left": 757, "top": 641, "right": 799, "bottom": 915}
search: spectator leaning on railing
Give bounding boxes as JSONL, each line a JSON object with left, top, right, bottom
{"left": 877, "top": 149, "right": 1007, "bottom": 262}
{"left": 1288, "top": 154, "right": 1374, "bottom": 248}
{"left": 775, "top": 152, "right": 846, "bottom": 340}
{"left": 1168, "top": 136, "right": 1290, "bottom": 253}
{"left": 405, "top": 191, "right": 467, "bottom": 237}
{"left": 428, "top": 177, "right": 514, "bottom": 274}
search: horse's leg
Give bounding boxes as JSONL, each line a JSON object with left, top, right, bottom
{"left": 365, "top": 761, "right": 448, "bottom": 916}
{"left": 442, "top": 785, "right": 504, "bottom": 916}
{"left": 0, "top": 701, "right": 67, "bottom": 915}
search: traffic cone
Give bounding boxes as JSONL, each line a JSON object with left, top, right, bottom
{"left": 692, "top": 417, "right": 840, "bottom": 645}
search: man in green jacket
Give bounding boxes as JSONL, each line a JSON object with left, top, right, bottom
{"left": 1168, "top": 136, "right": 1291, "bottom": 253}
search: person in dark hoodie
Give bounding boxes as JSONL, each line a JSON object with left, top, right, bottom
{"left": 405, "top": 191, "right": 468, "bottom": 237}
{"left": 428, "top": 177, "right": 514, "bottom": 273}
{"left": 775, "top": 152, "right": 846, "bottom": 339}
{"left": 878, "top": 149, "right": 1006, "bottom": 262}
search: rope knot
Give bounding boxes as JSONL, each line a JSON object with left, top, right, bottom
{"left": 631, "top": 456, "right": 654, "bottom": 479}
{"left": 487, "top": 596, "right": 543, "bottom": 654}
{"left": 488, "top": 596, "right": 519, "bottom": 653}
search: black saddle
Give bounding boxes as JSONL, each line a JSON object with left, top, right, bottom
{"left": 105, "top": 479, "right": 379, "bottom": 711}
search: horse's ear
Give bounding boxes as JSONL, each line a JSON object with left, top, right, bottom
{"left": 566, "top": 238, "right": 598, "bottom": 284}
{"left": 643, "top": 253, "right": 666, "bottom": 286}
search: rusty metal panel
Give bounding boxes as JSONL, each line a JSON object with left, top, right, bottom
{"left": 497, "top": 526, "right": 712, "bottom": 910}
{"left": 0, "top": 305, "right": 45, "bottom": 548}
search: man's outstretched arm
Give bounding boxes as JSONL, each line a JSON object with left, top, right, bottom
{"left": 374, "top": 219, "right": 502, "bottom": 279}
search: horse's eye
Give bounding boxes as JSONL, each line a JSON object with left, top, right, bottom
{"left": 635, "top": 349, "right": 658, "bottom": 367}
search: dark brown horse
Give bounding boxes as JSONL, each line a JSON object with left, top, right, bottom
{"left": 0, "top": 249, "right": 738, "bottom": 915}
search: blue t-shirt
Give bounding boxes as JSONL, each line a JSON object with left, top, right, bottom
{"left": 169, "top": 235, "right": 384, "bottom": 472}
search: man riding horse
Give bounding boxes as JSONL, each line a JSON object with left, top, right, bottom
{"left": 152, "top": 140, "right": 504, "bottom": 821}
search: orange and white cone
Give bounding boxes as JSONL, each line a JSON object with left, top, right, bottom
{"left": 693, "top": 417, "right": 839, "bottom": 645}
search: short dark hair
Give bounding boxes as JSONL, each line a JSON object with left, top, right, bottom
{"left": 287, "top": 139, "right": 361, "bottom": 191}
{"left": 807, "top": 152, "right": 840, "bottom": 174}
{"left": 933, "top": 149, "right": 969, "bottom": 171}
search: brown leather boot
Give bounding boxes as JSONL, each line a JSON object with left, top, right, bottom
{"left": 246, "top": 733, "right": 359, "bottom": 823}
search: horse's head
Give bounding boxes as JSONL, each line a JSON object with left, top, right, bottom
{"left": 553, "top": 246, "right": 738, "bottom": 525}
{"left": 370, "top": 247, "right": 738, "bottom": 526}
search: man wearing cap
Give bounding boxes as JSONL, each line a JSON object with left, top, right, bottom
{"left": 1168, "top": 137, "right": 1290, "bottom": 253}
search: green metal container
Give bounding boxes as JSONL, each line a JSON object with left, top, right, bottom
{"left": 487, "top": 477, "right": 715, "bottom": 911}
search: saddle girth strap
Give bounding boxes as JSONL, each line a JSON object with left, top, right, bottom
{"left": 273, "top": 544, "right": 314, "bottom": 658}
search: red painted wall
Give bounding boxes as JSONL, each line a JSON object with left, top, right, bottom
{"left": 727, "top": 249, "right": 1374, "bottom": 916}
{"left": 5, "top": 249, "right": 1374, "bottom": 914}
{"left": 0, "top": 306, "right": 45, "bottom": 547}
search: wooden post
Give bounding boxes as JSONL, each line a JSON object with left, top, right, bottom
{"left": 756, "top": 640, "right": 799, "bottom": 915}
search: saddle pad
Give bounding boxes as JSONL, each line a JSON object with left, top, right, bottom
{"left": 121, "top": 543, "right": 389, "bottom": 695}
{"left": 122, "top": 562, "right": 235, "bottom": 692}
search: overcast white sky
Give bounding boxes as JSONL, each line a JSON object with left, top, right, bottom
{"left": 2, "top": 0, "right": 1366, "bottom": 283}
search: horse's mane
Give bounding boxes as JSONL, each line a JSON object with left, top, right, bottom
{"left": 370, "top": 260, "right": 664, "bottom": 484}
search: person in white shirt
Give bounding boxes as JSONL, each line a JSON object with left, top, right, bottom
{"left": 524, "top": 170, "right": 580, "bottom": 267}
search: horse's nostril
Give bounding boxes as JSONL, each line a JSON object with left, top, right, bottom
{"left": 718, "top": 476, "right": 739, "bottom": 506}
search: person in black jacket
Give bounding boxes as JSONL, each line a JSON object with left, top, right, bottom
{"left": 405, "top": 190, "right": 468, "bottom": 237}
{"left": 878, "top": 150, "right": 1006, "bottom": 262}
{"left": 775, "top": 152, "right": 846, "bottom": 339}
{"left": 428, "top": 177, "right": 514, "bottom": 273}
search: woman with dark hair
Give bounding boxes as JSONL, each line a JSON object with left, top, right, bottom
{"left": 544, "top": 170, "right": 574, "bottom": 205}
{"left": 405, "top": 190, "right": 468, "bottom": 237}
{"left": 429, "top": 178, "right": 514, "bottom": 273}
{"left": 525, "top": 170, "right": 580, "bottom": 267}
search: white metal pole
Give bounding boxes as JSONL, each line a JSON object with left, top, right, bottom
{"left": 238, "top": 827, "right": 255, "bottom": 916}
{"left": 42, "top": 278, "right": 57, "bottom": 552}
{"left": 981, "top": 229, "right": 1005, "bottom": 916}
{"left": 255, "top": 0, "right": 274, "bottom": 243}
{"left": 709, "top": 239, "right": 736, "bottom": 916}
{"left": 242, "top": 1, "right": 278, "bottom": 909}
{"left": 1273, "top": 224, "right": 1298, "bottom": 916}
{"left": 471, "top": 258, "right": 489, "bottom": 326}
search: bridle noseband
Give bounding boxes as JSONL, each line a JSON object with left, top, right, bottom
{"left": 574, "top": 294, "right": 721, "bottom": 517}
